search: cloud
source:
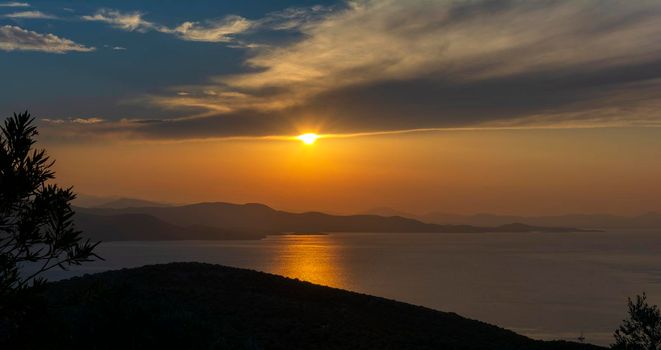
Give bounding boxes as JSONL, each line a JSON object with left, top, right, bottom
{"left": 4, "top": 10, "right": 57, "bottom": 19}
{"left": 71, "top": 117, "right": 104, "bottom": 124}
{"left": 81, "top": 9, "right": 154, "bottom": 32}
{"left": 55, "top": 0, "right": 661, "bottom": 140}
{"left": 82, "top": 9, "right": 252, "bottom": 42}
{"left": 103, "top": 44, "right": 127, "bottom": 50}
{"left": 163, "top": 15, "right": 253, "bottom": 42}
{"left": 0, "top": 25, "right": 94, "bottom": 53}
{"left": 80, "top": 5, "right": 331, "bottom": 44}
{"left": 0, "top": 2, "right": 29, "bottom": 7}
{"left": 255, "top": 5, "right": 333, "bottom": 31}
{"left": 206, "top": 0, "right": 661, "bottom": 110}
{"left": 43, "top": 117, "right": 105, "bottom": 124}
{"left": 41, "top": 118, "right": 65, "bottom": 124}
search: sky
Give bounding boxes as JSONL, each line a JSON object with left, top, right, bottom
{"left": 1, "top": 0, "right": 661, "bottom": 215}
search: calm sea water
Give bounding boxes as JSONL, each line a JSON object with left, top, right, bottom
{"left": 46, "top": 230, "right": 661, "bottom": 346}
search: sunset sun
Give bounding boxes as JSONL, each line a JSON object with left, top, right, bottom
{"left": 297, "top": 133, "right": 319, "bottom": 145}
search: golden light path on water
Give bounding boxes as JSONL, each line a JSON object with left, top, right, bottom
{"left": 269, "top": 234, "right": 346, "bottom": 287}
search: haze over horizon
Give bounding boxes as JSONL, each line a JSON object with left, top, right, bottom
{"left": 73, "top": 189, "right": 661, "bottom": 219}
{"left": 2, "top": 0, "right": 661, "bottom": 216}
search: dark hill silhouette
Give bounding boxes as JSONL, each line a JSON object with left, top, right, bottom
{"left": 33, "top": 263, "right": 604, "bottom": 349}
{"left": 75, "top": 212, "right": 263, "bottom": 241}
{"left": 74, "top": 202, "right": 594, "bottom": 241}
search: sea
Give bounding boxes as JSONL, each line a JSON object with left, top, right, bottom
{"left": 45, "top": 229, "right": 661, "bottom": 346}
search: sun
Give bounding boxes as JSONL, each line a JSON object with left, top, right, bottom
{"left": 297, "top": 133, "right": 319, "bottom": 145}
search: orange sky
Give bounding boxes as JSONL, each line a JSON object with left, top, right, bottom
{"left": 46, "top": 127, "right": 661, "bottom": 216}
{"left": 8, "top": 1, "right": 661, "bottom": 217}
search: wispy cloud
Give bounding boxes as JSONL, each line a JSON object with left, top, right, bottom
{"left": 81, "top": 9, "right": 252, "bottom": 42}
{"left": 4, "top": 10, "right": 57, "bottom": 19}
{"left": 0, "top": 2, "right": 29, "bottom": 7}
{"left": 163, "top": 15, "right": 253, "bottom": 42}
{"left": 80, "top": 5, "right": 331, "bottom": 44}
{"left": 212, "top": 0, "right": 661, "bottom": 109}
{"left": 0, "top": 25, "right": 94, "bottom": 53}
{"left": 43, "top": 117, "right": 105, "bottom": 124}
{"left": 50, "top": 0, "right": 661, "bottom": 140}
{"left": 103, "top": 44, "right": 127, "bottom": 50}
{"left": 255, "top": 5, "right": 332, "bottom": 31}
{"left": 81, "top": 9, "right": 154, "bottom": 32}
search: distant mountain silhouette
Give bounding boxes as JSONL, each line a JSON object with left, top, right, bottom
{"left": 76, "top": 212, "right": 263, "bottom": 241}
{"left": 418, "top": 212, "right": 661, "bottom": 229}
{"left": 32, "top": 263, "right": 604, "bottom": 349}
{"left": 363, "top": 206, "right": 419, "bottom": 218}
{"left": 74, "top": 202, "right": 594, "bottom": 241}
{"left": 72, "top": 193, "right": 119, "bottom": 207}
{"left": 73, "top": 194, "right": 172, "bottom": 208}
{"left": 95, "top": 197, "right": 172, "bottom": 209}
{"left": 366, "top": 207, "right": 661, "bottom": 229}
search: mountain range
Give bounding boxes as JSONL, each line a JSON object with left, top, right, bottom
{"left": 74, "top": 202, "right": 594, "bottom": 241}
{"left": 366, "top": 208, "right": 661, "bottom": 229}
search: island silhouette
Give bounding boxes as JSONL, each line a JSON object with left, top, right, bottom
{"left": 73, "top": 201, "right": 597, "bottom": 241}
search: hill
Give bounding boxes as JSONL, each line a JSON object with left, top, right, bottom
{"left": 74, "top": 202, "right": 595, "bottom": 241}
{"left": 26, "top": 263, "right": 604, "bottom": 349}
{"left": 75, "top": 212, "right": 265, "bottom": 241}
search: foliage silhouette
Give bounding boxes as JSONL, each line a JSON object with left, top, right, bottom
{"left": 613, "top": 293, "right": 661, "bottom": 350}
{"left": 0, "top": 111, "right": 100, "bottom": 339}
{"left": 31, "top": 262, "right": 604, "bottom": 350}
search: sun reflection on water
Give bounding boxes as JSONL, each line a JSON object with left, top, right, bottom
{"left": 270, "top": 234, "right": 346, "bottom": 288}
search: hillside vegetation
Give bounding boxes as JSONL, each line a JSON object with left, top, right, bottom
{"left": 22, "top": 263, "right": 606, "bottom": 350}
